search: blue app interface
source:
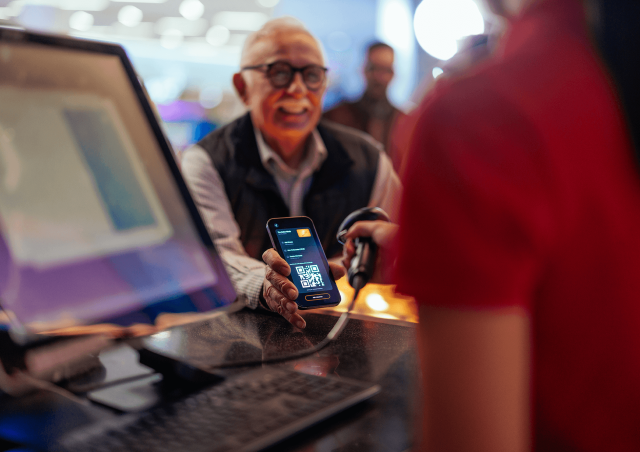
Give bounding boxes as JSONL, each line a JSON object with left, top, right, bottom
{"left": 275, "top": 227, "right": 333, "bottom": 295}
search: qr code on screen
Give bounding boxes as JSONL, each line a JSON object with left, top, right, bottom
{"left": 296, "top": 265, "right": 323, "bottom": 288}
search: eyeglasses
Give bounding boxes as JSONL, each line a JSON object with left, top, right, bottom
{"left": 241, "top": 61, "right": 328, "bottom": 91}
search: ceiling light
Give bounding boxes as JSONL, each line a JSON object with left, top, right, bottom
{"left": 414, "top": 0, "right": 485, "bottom": 61}
{"left": 60, "top": 0, "right": 108, "bottom": 11}
{"left": 205, "top": 25, "right": 230, "bottom": 46}
{"left": 432, "top": 67, "right": 444, "bottom": 78}
{"left": 256, "top": 0, "right": 280, "bottom": 7}
{"left": 160, "top": 29, "right": 183, "bottom": 49}
{"left": 118, "top": 5, "right": 143, "bottom": 27}
{"left": 179, "top": 0, "right": 204, "bottom": 21}
{"left": 213, "top": 11, "right": 268, "bottom": 31}
{"left": 7, "top": 0, "right": 108, "bottom": 11}
{"left": 111, "top": 0, "right": 167, "bottom": 3}
{"left": 155, "top": 17, "right": 207, "bottom": 36}
{"left": 68, "top": 11, "right": 93, "bottom": 31}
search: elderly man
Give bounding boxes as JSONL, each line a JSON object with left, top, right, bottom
{"left": 180, "top": 18, "right": 401, "bottom": 329}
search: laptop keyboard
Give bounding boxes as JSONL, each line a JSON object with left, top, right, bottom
{"left": 58, "top": 367, "right": 380, "bottom": 452}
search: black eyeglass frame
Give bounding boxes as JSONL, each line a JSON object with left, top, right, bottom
{"left": 241, "top": 61, "right": 328, "bottom": 91}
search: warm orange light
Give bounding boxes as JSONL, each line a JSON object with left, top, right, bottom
{"left": 330, "top": 278, "right": 418, "bottom": 323}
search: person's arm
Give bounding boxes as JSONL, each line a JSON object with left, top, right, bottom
{"left": 180, "top": 146, "right": 265, "bottom": 309}
{"left": 181, "top": 146, "right": 347, "bottom": 328}
{"left": 340, "top": 221, "right": 531, "bottom": 451}
{"left": 417, "top": 304, "right": 530, "bottom": 452}
{"left": 367, "top": 151, "right": 403, "bottom": 222}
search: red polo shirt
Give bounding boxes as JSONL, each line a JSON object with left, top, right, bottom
{"left": 395, "top": 0, "right": 640, "bottom": 450}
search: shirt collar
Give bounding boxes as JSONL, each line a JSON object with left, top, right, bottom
{"left": 253, "top": 125, "right": 328, "bottom": 179}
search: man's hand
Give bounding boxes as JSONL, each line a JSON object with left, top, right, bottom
{"left": 342, "top": 220, "right": 399, "bottom": 285}
{"left": 262, "top": 249, "right": 346, "bottom": 329}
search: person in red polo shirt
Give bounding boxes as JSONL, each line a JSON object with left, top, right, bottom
{"left": 344, "top": 0, "right": 640, "bottom": 450}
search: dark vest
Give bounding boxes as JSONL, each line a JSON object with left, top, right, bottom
{"left": 197, "top": 113, "right": 380, "bottom": 260}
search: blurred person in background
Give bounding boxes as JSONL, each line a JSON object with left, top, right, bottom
{"left": 342, "top": 0, "right": 640, "bottom": 450}
{"left": 180, "top": 18, "right": 401, "bottom": 330}
{"left": 323, "top": 42, "right": 406, "bottom": 166}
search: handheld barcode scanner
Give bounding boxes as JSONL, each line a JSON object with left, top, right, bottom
{"left": 336, "top": 207, "right": 390, "bottom": 291}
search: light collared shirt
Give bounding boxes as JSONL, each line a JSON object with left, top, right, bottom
{"left": 181, "top": 123, "right": 402, "bottom": 309}
{"left": 254, "top": 127, "right": 327, "bottom": 216}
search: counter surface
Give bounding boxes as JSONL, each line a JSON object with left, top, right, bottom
{"left": 0, "top": 309, "right": 419, "bottom": 452}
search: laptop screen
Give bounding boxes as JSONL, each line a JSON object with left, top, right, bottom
{"left": 0, "top": 30, "right": 236, "bottom": 333}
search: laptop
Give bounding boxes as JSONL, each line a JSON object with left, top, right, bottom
{"left": 0, "top": 27, "right": 379, "bottom": 452}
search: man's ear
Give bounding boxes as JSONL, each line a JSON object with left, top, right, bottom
{"left": 233, "top": 72, "right": 249, "bottom": 106}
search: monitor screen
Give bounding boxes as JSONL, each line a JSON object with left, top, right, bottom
{"left": 0, "top": 30, "right": 236, "bottom": 333}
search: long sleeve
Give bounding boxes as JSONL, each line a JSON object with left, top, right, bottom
{"left": 180, "top": 145, "right": 264, "bottom": 309}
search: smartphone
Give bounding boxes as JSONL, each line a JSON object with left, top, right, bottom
{"left": 266, "top": 217, "right": 341, "bottom": 309}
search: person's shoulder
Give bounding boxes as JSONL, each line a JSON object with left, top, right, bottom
{"left": 323, "top": 100, "right": 355, "bottom": 116}
{"left": 197, "top": 113, "right": 251, "bottom": 156}
{"left": 418, "top": 60, "right": 524, "bottom": 136}
{"left": 322, "top": 100, "right": 361, "bottom": 128}
{"left": 318, "top": 118, "right": 384, "bottom": 154}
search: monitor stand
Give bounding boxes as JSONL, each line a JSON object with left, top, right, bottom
{"left": 81, "top": 340, "right": 225, "bottom": 413}
{"left": 0, "top": 329, "right": 112, "bottom": 396}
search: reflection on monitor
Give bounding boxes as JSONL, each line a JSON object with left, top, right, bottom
{"left": 0, "top": 31, "right": 236, "bottom": 333}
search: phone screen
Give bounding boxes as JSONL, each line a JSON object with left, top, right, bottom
{"left": 267, "top": 217, "right": 341, "bottom": 309}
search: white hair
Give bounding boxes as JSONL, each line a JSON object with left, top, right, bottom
{"left": 240, "top": 16, "right": 326, "bottom": 66}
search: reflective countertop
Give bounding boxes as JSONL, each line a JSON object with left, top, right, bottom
{"left": 0, "top": 309, "right": 419, "bottom": 452}
{"left": 143, "top": 309, "right": 419, "bottom": 452}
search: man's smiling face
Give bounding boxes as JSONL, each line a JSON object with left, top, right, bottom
{"left": 236, "top": 28, "right": 326, "bottom": 162}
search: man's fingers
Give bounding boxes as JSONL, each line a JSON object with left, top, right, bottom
{"left": 279, "top": 308, "right": 306, "bottom": 329}
{"left": 262, "top": 280, "right": 306, "bottom": 329}
{"left": 264, "top": 281, "right": 291, "bottom": 311}
{"left": 264, "top": 280, "right": 299, "bottom": 315}
{"left": 328, "top": 262, "right": 346, "bottom": 280}
{"left": 265, "top": 265, "right": 298, "bottom": 300}
{"left": 287, "top": 313, "right": 307, "bottom": 329}
{"left": 262, "top": 248, "right": 291, "bottom": 276}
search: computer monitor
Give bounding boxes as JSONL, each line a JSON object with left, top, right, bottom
{"left": 0, "top": 28, "right": 237, "bottom": 337}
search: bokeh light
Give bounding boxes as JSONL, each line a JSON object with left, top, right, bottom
{"left": 179, "top": 0, "right": 204, "bottom": 21}
{"left": 206, "top": 25, "right": 230, "bottom": 46}
{"left": 414, "top": 0, "right": 485, "bottom": 61}
{"left": 199, "top": 86, "right": 223, "bottom": 109}
{"left": 69, "top": 11, "right": 93, "bottom": 31}
{"left": 366, "top": 293, "right": 390, "bottom": 312}
{"left": 118, "top": 5, "right": 143, "bottom": 28}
